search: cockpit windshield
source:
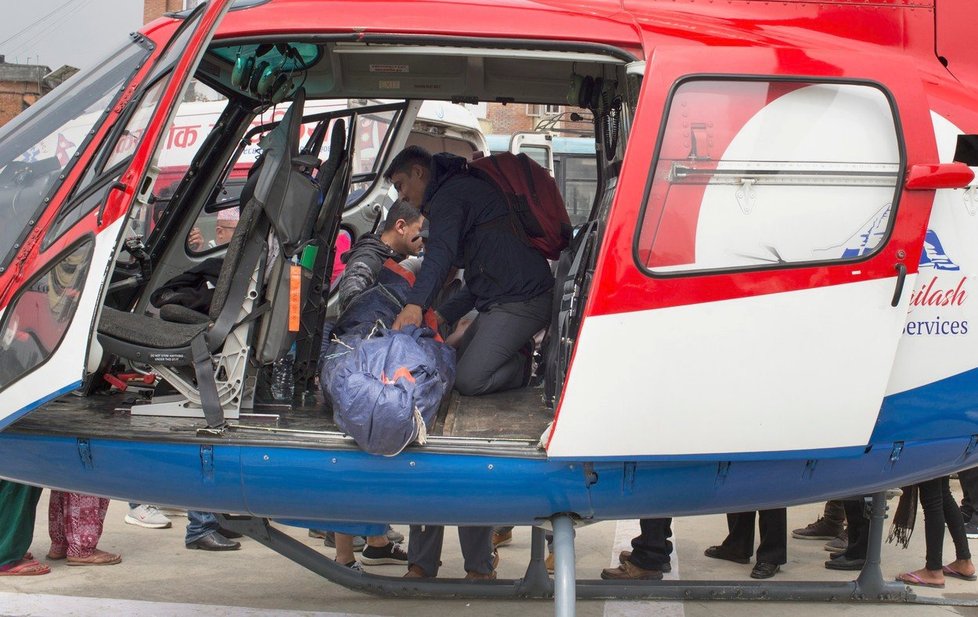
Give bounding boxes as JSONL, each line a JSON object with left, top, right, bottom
{"left": 0, "top": 37, "right": 151, "bottom": 269}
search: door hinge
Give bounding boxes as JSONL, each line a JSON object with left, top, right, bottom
{"left": 715, "top": 461, "right": 731, "bottom": 489}
{"left": 735, "top": 178, "right": 756, "bottom": 214}
{"left": 77, "top": 438, "right": 93, "bottom": 470}
{"left": 802, "top": 459, "right": 817, "bottom": 480}
{"left": 885, "top": 441, "right": 904, "bottom": 471}
{"left": 200, "top": 445, "right": 214, "bottom": 482}
{"left": 622, "top": 462, "right": 636, "bottom": 495}
{"left": 963, "top": 186, "right": 978, "bottom": 216}
{"left": 964, "top": 435, "right": 978, "bottom": 461}
{"left": 583, "top": 462, "right": 599, "bottom": 487}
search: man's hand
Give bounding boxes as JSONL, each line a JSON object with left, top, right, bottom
{"left": 392, "top": 304, "right": 423, "bottom": 330}
{"left": 188, "top": 227, "right": 204, "bottom": 252}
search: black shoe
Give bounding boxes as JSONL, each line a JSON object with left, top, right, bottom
{"left": 825, "top": 556, "right": 865, "bottom": 570}
{"left": 217, "top": 527, "right": 243, "bottom": 539}
{"left": 750, "top": 562, "right": 780, "bottom": 579}
{"left": 186, "top": 530, "right": 241, "bottom": 551}
{"left": 704, "top": 545, "right": 750, "bottom": 564}
{"left": 360, "top": 542, "right": 408, "bottom": 566}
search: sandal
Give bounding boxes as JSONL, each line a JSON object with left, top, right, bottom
{"left": 66, "top": 549, "right": 122, "bottom": 566}
{"left": 943, "top": 564, "right": 978, "bottom": 581}
{"left": 0, "top": 558, "right": 51, "bottom": 576}
{"left": 896, "top": 571, "right": 945, "bottom": 588}
{"left": 47, "top": 548, "right": 67, "bottom": 560}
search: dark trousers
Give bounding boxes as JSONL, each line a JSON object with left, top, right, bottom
{"left": 721, "top": 509, "right": 787, "bottom": 565}
{"left": 454, "top": 292, "right": 551, "bottom": 396}
{"left": 958, "top": 466, "right": 978, "bottom": 521}
{"left": 919, "top": 476, "right": 972, "bottom": 571}
{"left": 824, "top": 499, "right": 846, "bottom": 526}
{"left": 842, "top": 499, "right": 869, "bottom": 560}
{"left": 408, "top": 525, "right": 494, "bottom": 576}
{"left": 627, "top": 518, "right": 673, "bottom": 571}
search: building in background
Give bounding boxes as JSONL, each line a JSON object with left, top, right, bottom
{"left": 484, "top": 102, "right": 592, "bottom": 138}
{"left": 144, "top": 0, "right": 197, "bottom": 23}
{"left": 0, "top": 56, "right": 76, "bottom": 127}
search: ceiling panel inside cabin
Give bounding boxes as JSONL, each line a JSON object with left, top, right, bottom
{"left": 204, "top": 40, "right": 624, "bottom": 104}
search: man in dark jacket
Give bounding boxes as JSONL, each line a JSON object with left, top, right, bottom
{"left": 335, "top": 200, "right": 424, "bottom": 312}
{"left": 387, "top": 146, "right": 554, "bottom": 397}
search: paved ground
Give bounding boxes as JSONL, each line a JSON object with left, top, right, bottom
{"left": 2, "top": 494, "right": 978, "bottom": 616}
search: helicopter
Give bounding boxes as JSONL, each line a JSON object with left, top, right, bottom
{"left": 1, "top": 0, "right": 978, "bottom": 612}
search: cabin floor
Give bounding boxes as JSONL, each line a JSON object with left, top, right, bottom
{"left": 6, "top": 385, "right": 553, "bottom": 450}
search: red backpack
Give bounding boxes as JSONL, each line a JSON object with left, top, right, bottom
{"left": 468, "top": 152, "right": 572, "bottom": 260}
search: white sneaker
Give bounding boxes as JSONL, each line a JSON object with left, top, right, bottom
{"left": 125, "top": 504, "right": 172, "bottom": 529}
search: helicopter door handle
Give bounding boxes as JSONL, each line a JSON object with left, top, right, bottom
{"left": 96, "top": 181, "right": 127, "bottom": 226}
{"left": 891, "top": 263, "right": 908, "bottom": 307}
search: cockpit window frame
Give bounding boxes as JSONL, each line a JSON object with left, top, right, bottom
{"left": 0, "top": 35, "right": 154, "bottom": 275}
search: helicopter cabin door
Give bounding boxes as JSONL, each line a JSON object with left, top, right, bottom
{"left": 546, "top": 47, "right": 943, "bottom": 459}
{"left": 0, "top": 0, "right": 233, "bottom": 431}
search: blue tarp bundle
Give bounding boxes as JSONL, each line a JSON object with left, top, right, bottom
{"left": 322, "top": 325, "right": 455, "bottom": 456}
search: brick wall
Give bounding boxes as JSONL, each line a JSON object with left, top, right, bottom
{"left": 486, "top": 104, "right": 536, "bottom": 136}
{"left": 0, "top": 78, "right": 46, "bottom": 127}
{"left": 486, "top": 103, "right": 592, "bottom": 137}
{"left": 144, "top": 0, "right": 185, "bottom": 24}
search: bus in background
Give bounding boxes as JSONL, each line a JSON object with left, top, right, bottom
{"left": 487, "top": 133, "right": 597, "bottom": 226}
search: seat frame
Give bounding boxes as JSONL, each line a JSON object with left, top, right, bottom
{"left": 97, "top": 89, "right": 328, "bottom": 428}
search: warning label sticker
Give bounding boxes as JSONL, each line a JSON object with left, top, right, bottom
{"left": 370, "top": 64, "right": 409, "bottom": 73}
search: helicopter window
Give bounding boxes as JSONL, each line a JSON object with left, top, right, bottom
{"left": 180, "top": 102, "right": 402, "bottom": 255}
{"left": 42, "top": 80, "right": 171, "bottom": 253}
{"left": 556, "top": 153, "right": 597, "bottom": 227}
{"left": 346, "top": 108, "right": 400, "bottom": 207}
{"left": 0, "top": 40, "right": 150, "bottom": 271}
{"left": 636, "top": 79, "right": 901, "bottom": 275}
{"left": 0, "top": 238, "right": 93, "bottom": 393}
{"left": 103, "top": 79, "right": 169, "bottom": 171}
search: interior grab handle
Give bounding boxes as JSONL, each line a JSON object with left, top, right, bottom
{"left": 891, "top": 263, "right": 907, "bottom": 307}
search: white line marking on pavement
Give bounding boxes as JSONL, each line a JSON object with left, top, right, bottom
{"left": 603, "top": 519, "right": 685, "bottom": 617}
{"left": 0, "top": 591, "right": 389, "bottom": 617}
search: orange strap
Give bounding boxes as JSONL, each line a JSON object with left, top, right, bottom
{"left": 383, "top": 258, "right": 415, "bottom": 285}
{"left": 288, "top": 265, "right": 301, "bottom": 332}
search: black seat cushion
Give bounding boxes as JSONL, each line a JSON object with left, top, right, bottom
{"left": 98, "top": 306, "right": 207, "bottom": 349}
{"left": 159, "top": 304, "right": 210, "bottom": 324}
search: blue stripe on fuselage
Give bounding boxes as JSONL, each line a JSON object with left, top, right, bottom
{"left": 872, "top": 367, "right": 978, "bottom": 444}
{"left": 0, "top": 431, "right": 974, "bottom": 523}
